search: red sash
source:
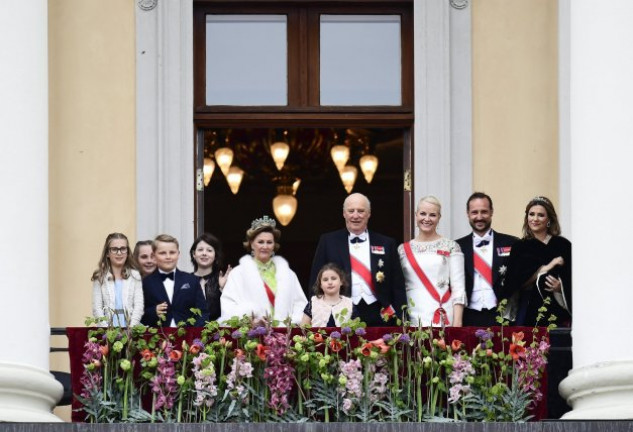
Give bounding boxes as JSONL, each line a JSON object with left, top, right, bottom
{"left": 473, "top": 250, "right": 493, "bottom": 286}
{"left": 264, "top": 282, "right": 275, "bottom": 307}
{"left": 350, "top": 255, "right": 375, "bottom": 295}
{"left": 403, "top": 242, "right": 451, "bottom": 325}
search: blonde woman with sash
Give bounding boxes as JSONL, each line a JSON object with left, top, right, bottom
{"left": 398, "top": 196, "right": 466, "bottom": 327}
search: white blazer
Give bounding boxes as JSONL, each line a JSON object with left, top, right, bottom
{"left": 92, "top": 269, "right": 144, "bottom": 326}
{"left": 219, "top": 255, "right": 307, "bottom": 326}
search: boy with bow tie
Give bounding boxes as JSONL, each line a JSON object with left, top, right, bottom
{"left": 141, "top": 234, "right": 209, "bottom": 327}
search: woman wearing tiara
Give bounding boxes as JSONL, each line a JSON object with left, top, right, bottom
{"left": 505, "top": 196, "right": 572, "bottom": 327}
{"left": 219, "top": 216, "right": 307, "bottom": 326}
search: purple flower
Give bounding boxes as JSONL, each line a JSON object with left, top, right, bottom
{"left": 398, "top": 334, "right": 411, "bottom": 344}
{"left": 330, "top": 331, "right": 341, "bottom": 340}
{"left": 382, "top": 333, "right": 393, "bottom": 342}
{"left": 475, "top": 329, "right": 493, "bottom": 341}
{"left": 231, "top": 330, "right": 243, "bottom": 339}
{"left": 247, "top": 329, "right": 259, "bottom": 338}
{"left": 256, "top": 326, "right": 268, "bottom": 336}
{"left": 212, "top": 332, "right": 220, "bottom": 341}
{"left": 355, "top": 327, "right": 366, "bottom": 337}
{"left": 263, "top": 333, "right": 294, "bottom": 415}
{"left": 192, "top": 338, "right": 204, "bottom": 349}
{"left": 341, "top": 326, "right": 352, "bottom": 335}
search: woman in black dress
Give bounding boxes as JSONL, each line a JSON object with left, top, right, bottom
{"left": 505, "top": 196, "right": 572, "bottom": 327}
{"left": 190, "top": 233, "right": 231, "bottom": 321}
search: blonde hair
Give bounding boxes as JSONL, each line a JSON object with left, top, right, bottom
{"left": 418, "top": 195, "right": 442, "bottom": 215}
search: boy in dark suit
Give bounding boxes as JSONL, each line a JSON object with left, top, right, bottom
{"left": 455, "top": 192, "right": 518, "bottom": 327}
{"left": 141, "top": 234, "right": 209, "bottom": 327}
{"left": 310, "top": 193, "right": 406, "bottom": 326}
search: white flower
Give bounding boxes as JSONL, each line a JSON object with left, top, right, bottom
{"left": 378, "top": 259, "right": 384, "bottom": 268}
{"left": 499, "top": 265, "right": 507, "bottom": 276}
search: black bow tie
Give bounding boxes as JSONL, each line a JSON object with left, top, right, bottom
{"left": 159, "top": 272, "right": 174, "bottom": 281}
{"left": 476, "top": 239, "right": 490, "bottom": 248}
{"left": 350, "top": 236, "right": 367, "bottom": 244}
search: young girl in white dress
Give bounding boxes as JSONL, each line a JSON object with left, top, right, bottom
{"left": 301, "top": 263, "right": 356, "bottom": 327}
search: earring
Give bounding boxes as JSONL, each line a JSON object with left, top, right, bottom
{"left": 250, "top": 250, "right": 255, "bottom": 257}
{"left": 547, "top": 221, "right": 551, "bottom": 228}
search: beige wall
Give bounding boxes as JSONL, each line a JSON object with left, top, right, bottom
{"left": 48, "top": 0, "right": 136, "bottom": 420}
{"left": 472, "top": 0, "right": 559, "bottom": 237}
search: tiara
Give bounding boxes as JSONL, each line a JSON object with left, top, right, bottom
{"left": 250, "top": 215, "right": 277, "bottom": 231}
{"left": 531, "top": 196, "right": 551, "bottom": 204}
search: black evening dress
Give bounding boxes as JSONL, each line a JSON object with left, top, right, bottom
{"left": 505, "top": 236, "right": 572, "bottom": 327}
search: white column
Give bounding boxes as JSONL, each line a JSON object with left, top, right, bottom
{"left": 559, "top": 0, "right": 633, "bottom": 419}
{"left": 0, "top": 0, "right": 62, "bottom": 421}
{"left": 414, "top": 1, "right": 473, "bottom": 238}
{"left": 136, "top": 0, "right": 195, "bottom": 270}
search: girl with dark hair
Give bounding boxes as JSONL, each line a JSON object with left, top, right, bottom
{"left": 92, "top": 233, "right": 144, "bottom": 326}
{"left": 301, "top": 263, "right": 356, "bottom": 327}
{"left": 505, "top": 196, "right": 572, "bottom": 327}
{"left": 133, "top": 240, "right": 156, "bottom": 277}
{"left": 189, "top": 233, "right": 231, "bottom": 321}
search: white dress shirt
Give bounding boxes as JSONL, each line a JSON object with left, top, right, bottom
{"left": 469, "top": 230, "right": 497, "bottom": 310}
{"left": 159, "top": 270, "right": 176, "bottom": 326}
{"left": 349, "top": 231, "right": 377, "bottom": 305}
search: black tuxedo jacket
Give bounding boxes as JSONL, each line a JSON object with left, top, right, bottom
{"left": 456, "top": 230, "right": 518, "bottom": 303}
{"left": 310, "top": 229, "right": 407, "bottom": 323}
{"left": 141, "top": 269, "right": 209, "bottom": 327}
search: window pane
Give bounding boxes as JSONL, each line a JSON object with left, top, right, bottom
{"left": 206, "top": 15, "right": 287, "bottom": 106}
{"left": 320, "top": 15, "right": 401, "bottom": 106}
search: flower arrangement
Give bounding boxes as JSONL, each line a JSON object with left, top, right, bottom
{"left": 76, "top": 301, "right": 554, "bottom": 423}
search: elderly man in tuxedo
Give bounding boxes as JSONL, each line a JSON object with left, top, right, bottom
{"left": 141, "top": 234, "right": 209, "bottom": 327}
{"left": 456, "top": 192, "right": 518, "bottom": 327}
{"left": 310, "top": 193, "right": 406, "bottom": 326}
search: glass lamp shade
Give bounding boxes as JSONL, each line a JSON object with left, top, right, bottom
{"left": 340, "top": 165, "right": 358, "bottom": 193}
{"left": 203, "top": 157, "right": 215, "bottom": 186}
{"left": 214, "top": 147, "right": 234, "bottom": 176}
{"left": 226, "top": 166, "right": 244, "bottom": 194}
{"left": 359, "top": 154, "right": 379, "bottom": 183}
{"left": 330, "top": 145, "right": 350, "bottom": 172}
{"left": 270, "top": 141, "right": 290, "bottom": 171}
{"left": 273, "top": 192, "right": 298, "bottom": 226}
{"left": 292, "top": 178, "right": 301, "bottom": 195}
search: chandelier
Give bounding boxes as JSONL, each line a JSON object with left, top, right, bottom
{"left": 202, "top": 128, "right": 383, "bottom": 226}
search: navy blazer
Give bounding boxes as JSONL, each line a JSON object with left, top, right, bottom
{"left": 141, "top": 269, "right": 209, "bottom": 327}
{"left": 310, "top": 229, "right": 407, "bottom": 323}
{"left": 455, "top": 230, "right": 518, "bottom": 303}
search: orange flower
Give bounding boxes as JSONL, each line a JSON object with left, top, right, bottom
{"left": 256, "top": 343, "right": 269, "bottom": 361}
{"left": 91, "top": 359, "right": 102, "bottom": 368}
{"left": 512, "top": 331, "right": 525, "bottom": 344}
{"left": 189, "top": 344, "right": 201, "bottom": 355}
{"left": 141, "top": 349, "right": 154, "bottom": 361}
{"left": 360, "top": 342, "right": 374, "bottom": 357}
{"left": 435, "top": 338, "right": 446, "bottom": 350}
{"left": 451, "top": 339, "right": 463, "bottom": 351}
{"left": 486, "top": 349, "right": 493, "bottom": 357}
{"left": 329, "top": 339, "right": 342, "bottom": 353}
{"left": 370, "top": 339, "right": 390, "bottom": 354}
{"left": 313, "top": 333, "right": 324, "bottom": 343}
{"left": 169, "top": 350, "right": 182, "bottom": 362}
{"left": 235, "top": 348, "right": 245, "bottom": 358}
{"left": 99, "top": 344, "right": 109, "bottom": 357}
{"left": 509, "top": 343, "right": 526, "bottom": 360}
